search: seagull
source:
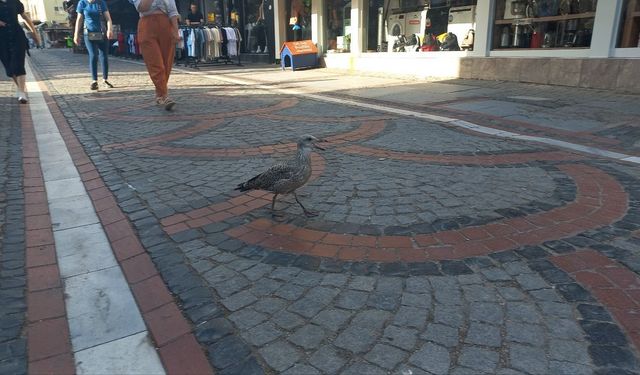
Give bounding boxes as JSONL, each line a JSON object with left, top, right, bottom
{"left": 235, "top": 135, "right": 325, "bottom": 217}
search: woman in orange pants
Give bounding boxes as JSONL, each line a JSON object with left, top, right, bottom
{"left": 128, "top": 0, "right": 180, "bottom": 110}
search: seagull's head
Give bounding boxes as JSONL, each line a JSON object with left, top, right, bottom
{"left": 298, "top": 134, "right": 326, "bottom": 151}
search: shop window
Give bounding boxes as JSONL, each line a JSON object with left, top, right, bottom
{"left": 286, "top": 0, "right": 311, "bottom": 41}
{"left": 617, "top": 0, "right": 640, "bottom": 47}
{"left": 364, "top": 0, "right": 476, "bottom": 53}
{"left": 327, "top": 0, "right": 351, "bottom": 52}
{"left": 243, "top": 0, "right": 269, "bottom": 52}
{"left": 493, "top": 0, "right": 597, "bottom": 50}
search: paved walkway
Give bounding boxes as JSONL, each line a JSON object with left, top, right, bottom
{"left": 1, "top": 48, "right": 640, "bottom": 375}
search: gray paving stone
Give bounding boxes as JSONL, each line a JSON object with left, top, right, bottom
{"left": 434, "top": 305, "right": 465, "bottom": 327}
{"left": 271, "top": 311, "right": 305, "bottom": 331}
{"left": 228, "top": 259, "right": 259, "bottom": 272}
{"left": 549, "top": 339, "right": 590, "bottom": 365}
{"left": 250, "top": 278, "right": 283, "bottom": 296}
{"left": 409, "top": 343, "right": 451, "bottom": 375}
{"left": 515, "top": 274, "right": 549, "bottom": 291}
{"left": 539, "top": 301, "right": 574, "bottom": 318}
{"left": 348, "top": 276, "right": 376, "bottom": 291}
{"left": 259, "top": 341, "right": 301, "bottom": 372}
{"left": 509, "top": 344, "right": 548, "bottom": 375}
{"left": 335, "top": 290, "right": 369, "bottom": 310}
{"left": 498, "top": 287, "right": 527, "bottom": 301}
{"left": 240, "top": 322, "right": 282, "bottom": 346}
{"left": 275, "top": 284, "right": 307, "bottom": 301}
{"left": 376, "top": 277, "right": 404, "bottom": 294}
{"left": 253, "top": 297, "right": 288, "bottom": 315}
{"left": 308, "top": 345, "right": 348, "bottom": 374}
{"left": 548, "top": 361, "right": 592, "bottom": 375}
{"left": 367, "top": 293, "right": 400, "bottom": 311}
{"left": 213, "top": 275, "right": 250, "bottom": 298}
{"left": 457, "top": 274, "right": 484, "bottom": 284}
{"left": 546, "top": 319, "right": 585, "bottom": 340}
{"left": 506, "top": 321, "right": 546, "bottom": 346}
{"left": 469, "top": 302, "right": 504, "bottom": 324}
{"left": 288, "top": 287, "right": 339, "bottom": 318}
{"left": 203, "top": 265, "right": 237, "bottom": 284}
{"left": 457, "top": 346, "right": 500, "bottom": 372}
{"left": 291, "top": 270, "right": 323, "bottom": 287}
{"left": 229, "top": 309, "right": 268, "bottom": 330}
{"left": 400, "top": 292, "right": 432, "bottom": 308}
{"left": 288, "top": 324, "right": 327, "bottom": 350}
{"left": 465, "top": 322, "right": 502, "bottom": 348}
{"left": 405, "top": 277, "right": 431, "bottom": 294}
{"left": 382, "top": 325, "right": 418, "bottom": 351}
{"left": 221, "top": 290, "right": 258, "bottom": 312}
{"left": 320, "top": 273, "right": 348, "bottom": 287}
{"left": 507, "top": 302, "right": 542, "bottom": 323}
{"left": 341, "top": 362, "right": 387, "bottom": 375}
{"left": 393, "top": 306, "right": 428, "bottom": 328}
{"left": 333, "top": 325, "right": 379, "bottom": 354}
{"left": 365, "top": 344, "right": 408, "bottom": 370}
{"left": 282, "top": 364, "right": 321, "bottom": 375}
{"left": 481, "top": 267, "right": 513, "bottom": 281}
{"left": 351, "top": 310, "right": 392, "bottom": 330}
{"left": 396, "top": 365, "right": 430, "bottom": 375}
{"left": 311, "top": 309, "right": 352, "bottom": 331}
{"left": 461, "top": 284, "right": 499, "bottom": 302}
{"left": 421, "top": 323, "right": 459, "bottom": 348}
{"left": 434, "top": 287, "right": 463, "bottom": 305}
{"left": 270, "top": 267, "right": 301, "bottom": 282}
{"left": 529, "top": 289, "right": 562, "bottom": 302}
{"left": 503, "top": 261, "right": 534, "bottom": 276}
{"left": 242, "top": 263, "right": 273, "bottom": 281}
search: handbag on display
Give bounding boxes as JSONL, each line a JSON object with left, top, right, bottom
{"left": 289, "top": 16, "right": 298, "bottom": 25}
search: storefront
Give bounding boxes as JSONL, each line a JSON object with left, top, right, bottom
{"left": 267, "top": 0, "right": 639, "bottom": 91}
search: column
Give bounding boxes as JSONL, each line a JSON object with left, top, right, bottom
{"left": 311, "top": 0, "right": 325, "bottom": 52}
{"left": 350, "top": 0, "right": 365, "bottom": 53}
{"left": 273, "top": 0, "right": 286, "bottom": 54}
{"left": 590, "top": 0, "right": 623, "bottom": 57}
{"left": 469, "top": 0, "right": 494, "bottom": 57}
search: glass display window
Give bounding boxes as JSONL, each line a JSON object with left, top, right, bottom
{"left": 286, "top": 0, "right": 312, "bottom": 41}
{"left": 492, "top": 0, "right": 597, "bottom": 50}
{"left": 326, "top": 0, "right": 351, "bottom": 51}
{"left": 617, "top": 0, "right": 640, "bottom": 47}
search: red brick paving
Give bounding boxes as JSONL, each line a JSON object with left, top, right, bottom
{"left": 551, "top": 250, "right": 640, "bottom": 353}
{"left": 21, "top": 103, "right": 75, "bottom": 372}
{"left": 37, "top": 85, "right": 214, "bottom": 374}
{"left": 222, "top": 163, "right": 627, "bottom": 263}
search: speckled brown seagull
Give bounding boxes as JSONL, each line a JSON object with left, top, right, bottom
{"left": 235, "top": 135, "right": 325, "bottom": 217}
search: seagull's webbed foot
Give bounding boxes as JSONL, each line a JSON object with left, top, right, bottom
{"left": 303, "top": 210, "right": 318, "bottom": 217}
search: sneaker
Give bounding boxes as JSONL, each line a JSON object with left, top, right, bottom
{"left": 17, "top": 91, "right": 28, "bottom": 104}
{"left": 156, "top": 96, "right": 175, "bottom": 111}
{"left": 90, "top": 81, "right": 98, "bottom": 90}
{"left": 103, "top": 80, "right": 114, "bottom": 88}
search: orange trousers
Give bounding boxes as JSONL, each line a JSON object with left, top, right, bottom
{"left": 137, "top": 14, "right": 175, "bottom": 99}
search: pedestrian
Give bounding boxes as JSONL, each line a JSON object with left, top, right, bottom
{"left": 73, "top": 0, "right": 114, "bottom": 90}
{"left": 0, "top": 0, "right": 40, "bottom": 104}
{"left": 185, "top": 3, "right": 203, "bottom": 26}
{"left": 128, "top": 0, "right": 180, "bottom": 111}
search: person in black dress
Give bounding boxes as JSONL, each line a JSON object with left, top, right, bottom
{"left": 0, "top": 0, "right": 40, "bottom": 103}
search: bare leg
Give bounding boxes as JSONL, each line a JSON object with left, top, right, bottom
{"left": 294, "top": 191, "right": 317, "bottom": 217}
{"left": 16, "top": 75, "right": 26, "bottom": 92}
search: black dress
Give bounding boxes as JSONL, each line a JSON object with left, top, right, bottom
{"left": 0, "top": 0, "right": 29, "bottom": 77}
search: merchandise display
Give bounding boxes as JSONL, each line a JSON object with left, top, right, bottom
{"left": 493, "top": 0, "right": 596, "bottom": 49}
{"left": 617, "top": 0, "right": 640, "bottom": 48}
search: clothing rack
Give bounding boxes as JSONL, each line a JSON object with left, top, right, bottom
{"left": 177, "top": 25, "right": 242, "bottom": 68}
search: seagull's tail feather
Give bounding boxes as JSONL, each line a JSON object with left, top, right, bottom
{"left": 235, "top": 174, "right": 261, "bottom": 192}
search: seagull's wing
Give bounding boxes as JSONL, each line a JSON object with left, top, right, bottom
{"left": 236, "top": 162, "right": 295, "bottom": 191}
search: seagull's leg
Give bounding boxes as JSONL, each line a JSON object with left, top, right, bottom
{"left": 271, "top": 193, "right": 284, "bottom": 218}
{"left": 294, "top": 191, "right": 318, "bottom": 217}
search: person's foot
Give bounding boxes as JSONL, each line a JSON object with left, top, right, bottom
{"left": 102, "top": 80, "right": 114, "bottom": 88}
{"left": 90, "top": 81, "right": 98, "bottom": 90}
{"left": 17, "top": 91, "right": 28, "bottom": 104}
{"left": 156, "top": 96, "right": 175, "bottom": 111}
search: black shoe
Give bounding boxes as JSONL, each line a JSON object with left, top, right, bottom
{"left": 90, "top": 81, "right": 98, "bottom": 90}
{"left": 103, "top": 80, "right": 114, "bottom": 88}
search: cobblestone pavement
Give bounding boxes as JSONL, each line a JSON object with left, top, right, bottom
{"left": 18, "top": 49, "right": 640, "bottom": 374}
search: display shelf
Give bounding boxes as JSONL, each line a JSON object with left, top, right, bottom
{"left": 494, "top": 12, "right": 596, "bottom": 25}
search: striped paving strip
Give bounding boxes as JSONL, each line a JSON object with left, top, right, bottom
{"left": 24, "top": 64, "right": 166, "bottom": 374}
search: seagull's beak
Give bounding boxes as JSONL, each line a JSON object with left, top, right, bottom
{"left": 313, "top": 139, "right": 327, "bottom": 151}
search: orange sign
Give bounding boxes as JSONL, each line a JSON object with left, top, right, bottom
{"left": 280, "top": 40, "right": 318, "bottom": 55}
